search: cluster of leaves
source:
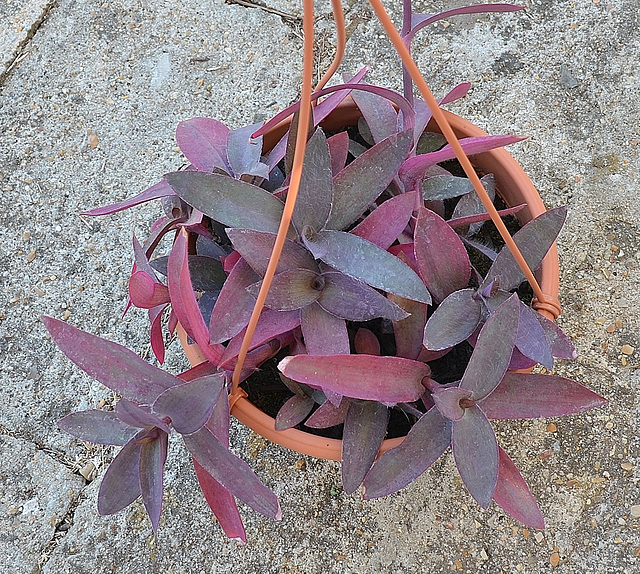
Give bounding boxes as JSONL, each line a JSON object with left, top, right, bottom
{"left": 45, "top": 2, "right": 606, "bottom": 542}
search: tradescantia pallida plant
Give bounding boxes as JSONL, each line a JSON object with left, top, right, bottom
{"left": 43, "top": 1, "right": 606, "bottom": 542}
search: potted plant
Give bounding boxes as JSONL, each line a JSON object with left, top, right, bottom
{"left": 42, "top": 1, "right": 606, "bottom": 543}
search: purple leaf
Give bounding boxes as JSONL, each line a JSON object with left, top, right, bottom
{"left": 149, "top": 304, "right": 169, "bottom": 364}
{"left": 407, "top": 4, "right": 524, "bottom": 44}
{"left": 351, "top": 192, "right": 416, "bottom": 250}
{"left": 279, "top": 354, "right": 430, "bottom": 404}
{"left": 82, "top": 180, "right": 175, "bottom": 217}
{"left": 305, "top": 398, "right": 350, "bottom": 428}
{"left": 451, "top": 174, "right": 496, "bottom": 235}
{"left": 326, "top": 130, "right": 413, "bottom": 231}
{"left": 175, "top": 117, "right": 230, "bottom": 173}
{"left": 168, "top": 230, "right": 224, "bottom": 365}
{"left": 139, "top": 430, "right": 168, "bottom": 532}
{"left": 460, "top": 294, "right": 519, "bottom": 400}
{"left": 414, "top": 207, "right": 471, "bottom": 303}
{"left": 153, "top": 374, "right": 225, "bottom": 435}
{"left": 183, "top": 426, "right": 281, "bottom": 520}
{"left": 150, "top": 255, "right": 227, "bottom": 293}
{"left": 317, "top": 271, "right": 410, "bottom": 322}
{"left": 274, "top": 394, "right": 315, "bottom": 431}
{"left": 327, "top": 132, "right": 349, "bottom": 175}
{"left": 300, "top": 302, "right": 350, "bottom": 356}
{"left": 226, "top": 229, "right": 318, "bottom": 277}
{"left": 165, "top": 171, "right": 285, "bottom": 234}
{"left": 452, "top": 405, "right": 498, "bottom": 509}
{"left": 362, "top": 407, "right": 451, "bottom": 499}
{"left": 115, "top": 400, "right": 172, "bottom": 434}
{"left": 481, "top": 206, "right": 568, "bottom": 292}
{"left": 433, "top": 387, "right": 473, "bottom": 421}
{"left": 42, "top": 316, "right": 180, "bottom": 404}
{"left": 536, "top": 313, "right": 577, "bottom": 360}
{"left": 209, "top": 258, "right": 260, "bottom": 344}
{"left": 354, "top": 328, "right": 381, "bottom": 356}
{"left": 493, "top": 446, "right": 545, "bottom": 529}
{"left": 227, "top": 123, "right": 269, "bottom": 179}
{"left": 448, "top": 203, "right": 525, "bottom": 229}
{"left": 516, "top": 302, "right": 554, "bottom": 370}
{"left": 342, "top": 400, "right": 389, "bottom": 494}
{"left": 220, "top": 309, "right": 301, "bottom": 369}
{"left": 57, "top": 410, "right": 139, "bottom": 446}
{"left": 423, "top": 289, "right": 482, "bottom": 351}
{"left": 97, "top": 436, "right": 142, "bottom": 515}
{"left": 128, "top": 271, "right": 170, "bottom": 309}
{"left": 400, "top": 135, "right": 526, "bottom": 192}
{"left": 292, "top": 128, "right": 333, "bottom": 233}
{"left": 478, "top": 372, "right": 607, "bottom": 419}
{"left": 246, "top": 269, "right": 323, "bottom": 311}
{"left": 351, "top": 87, "right": 399, "bottom": 144}
{"left": 390, "top": 294, "right": 428, "bottom": 360}
{"left": 317, "top": 230, "right": 431, "bottom": 304}
{"left": 193, "top": 459, "right": 246, "bottom": 543}
{"left": 421, "top": 175, "right": 474, "bottom": 201}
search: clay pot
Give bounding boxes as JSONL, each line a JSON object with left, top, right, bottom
{"left": 179, "top": 101, "right": 560, "bottom": 461}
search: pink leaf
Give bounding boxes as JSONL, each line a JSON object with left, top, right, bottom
{"left": 129, "top": 271, "right": 170, "bottom": 309}
{"left": 327, "top": 132, "right": 350, "bottom": 175}
{"left": 300, "top": 303, "right": 350, "bottom": 356}
{"left": 354, "top": 328, "right": 380, "bottom": 355}
{"left": 351, "top": 192, "right": 416, "bottom": 250}
{"left": 82, "top": 180, "right": 175, "bottom": 216}
{"left": 176, "top": 117, "right": 230, "bottom": 173}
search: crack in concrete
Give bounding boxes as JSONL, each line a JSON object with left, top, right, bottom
{"left": 0, "top": 0, "right": 58, "bottom": 86}
{"left": 225, "top": 0, "right": 301, "bottom": 23}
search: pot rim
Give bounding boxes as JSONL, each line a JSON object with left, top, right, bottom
{"left": 179, "top": 101, "right": 560, "bottom": 461}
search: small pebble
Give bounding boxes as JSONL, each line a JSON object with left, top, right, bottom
{"left": 550, "top": 552, "right": 560, "bottom": 567}
{"left": 23, "top": 231, "right": 31, "bottom": 241}
{"left": 616, "top": 319, "right": 623, "bottom": 328}
{"left": 535, "top": 532, "right": 544, "bottom": 543}
{"left": 479, "top": 549, "right": 489, "bottom": 561}
{"left": 606, "top": 324, "right": 616, "bottom": 333}
{"left": 79, "top": 462, "right": 97, "bottom": 481}
{"left": 621, "top": 344, "right": 634, "bottom": 355}
{"left": 26, "top": 249, "right": 36, "bottom": 263}
{"left": 621, "top": 462, "right": 633, "bottom": 471}
{"left": 617, "top": 298, "right": 630, "bottom": 308}
{"left": 631, "top": 505, "right": 640, "bottom": 518}
{"left": 546, "top": 423, "right": 557, "bottom": 432}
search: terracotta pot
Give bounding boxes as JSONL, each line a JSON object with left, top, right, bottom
{"left": 179, "top": 101, "right": 561, "bottom": 461}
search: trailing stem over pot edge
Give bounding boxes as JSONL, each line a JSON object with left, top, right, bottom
{"left": 43, "top": 0, "right": 606, "bottom": 542}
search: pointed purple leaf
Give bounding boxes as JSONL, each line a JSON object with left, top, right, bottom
{"left": 421, "top": 175, "right": 474, "bottom": 201}
{"left": 326, "top": 130, "right": 413, "bottom": 231}
{"left": 183, "top": 426, "right": 281, "bottom": 520}
{"left": 433, "top": 387, "right": 473, "bottom": 421}
{"left": 516, "top": 303, "right": 554, "bottom": 370}
{"left": 153, "top": 374, "right": 224, "bottom": 435}
{"left": 478, "top": 372, "right": 607, "bottom": 419}
{"left": 493, "top": 446, "right": 545, "bottom": 529}
{"left": 292, "top": 128, "right": 333, "bottom": 233}
{"left": 363, "top": 407, "right": 451, "bottom": 499}
{"left": 227, "top": 123, "right": 269, "bottom": 179}
{"left": 327, "top": 131, "right": 349, "bottom": 175}
{"left": 452, "top": 405, "right": 498, "bottom": 509}
{"left": 390, "top": 293, "right": 428, "bottom": 360}
{"left": 460, "top": 294, "right": 519, "bottom": 400}
{"left": 149, "top": 304, "right": 168, "bottom": 364}
{"left": 279, "top": 354, "right": 430, "bottom": 403}
{"left": 414, "top": 207, "right": 471, "bottom": 303}
{"left": 317, "top": 271, "right": 409, "bottom": 322}
{"left": 351, "top": 192, "right": 416, "bottom": 250}
{"left": 115, "top": 399, "right": 172, "bottom": 434}
{"left": 274, "top": 394, "right": 315, "bottom": 431}
{"left": 150, "top": 255, "right": 227, "bottom": 293}
{"left": 175, "top": 117, "right": 230, "bottom": 173}
{"left": 536, "top": 313, "right": 577, "bottom": 360}
{"left": 168, "top": 229, "right": 224, "bottom": 365}
{"left": 342, "top": 400, "right": 389, "bottom": 494}
{"left": 209, "top": 258, "right": 260, "bottom": 344}
{"left": 226, "top": 228, "right": 318, "bottom": 277}
{"left": 57, "top": 410, "right": 139, "bottom": 446}
{"left": 305, "top": 398, "right": 350, "bottom": 428}
{"left": 42, "top": 316, "right": 180, "bottom": 404}
{"left": 448, "top": 203, "right": 525, "bottom": 230}
{"left": 351, "top": 87, "right": 399, "bottom": 144}
{"left": 354, "top": 328, "right": 381, "bottom": 356}
{"left": 97, "top": 436, "right": 142, "bottom": 515}
{"left": 451, "top": 174, "right": 496, "bottom": 235}
{"left": 82, "top": 180, "right": 175, "bottom": 216}
{"left": 300, "top": 303, "right": 350, "bottom": 356}
{"left": 165, "top": 171, "right": 285, "bottom": 234}
{"left": 246, "top": 269, "right": 322, "bottom": 312}
{"left": 423, "top": 289, "right": 482, "bottom": 351}
{"left": 481, "top": 206, "right": 568, "bottom": 291}
{"left": 128, "top": 271, "right": 170, "bottom": 309}
{"left": 139, "top": 430, "right": 168, "bottom": 532}
{"left": 317, "top": 230, "right": 431, "bottom": 304}
{"left": 400, "top": 135, "right": 526, "bottom": 192}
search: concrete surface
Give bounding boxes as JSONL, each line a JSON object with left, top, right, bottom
{"left": 1, "top": 0, "right": 639, "bottom": 572}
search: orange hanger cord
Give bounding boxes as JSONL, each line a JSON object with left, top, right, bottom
{"left": 313, "top": 0, "right": 346, "bottom": 97}
{"left": 367, "top": 0, "right": 548, "bottom": 306}
{"left": 231, "top": 0, "right": 316, "bottom": 396}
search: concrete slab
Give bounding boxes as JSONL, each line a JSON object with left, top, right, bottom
{"left": 1, "top": 0, "right": 639, "bottom": 571}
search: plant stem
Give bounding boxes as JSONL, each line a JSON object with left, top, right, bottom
{"left": 366, "top": 0, "right": 549, "bottom": 307}
{"left": 231, "top": 0, "right": 316, "bottom": 395}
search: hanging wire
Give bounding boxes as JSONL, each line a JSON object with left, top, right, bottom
{"left": 314, "top": 0, "right": 346, "bottom": 96}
